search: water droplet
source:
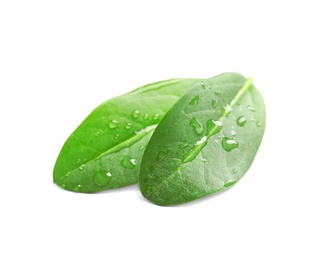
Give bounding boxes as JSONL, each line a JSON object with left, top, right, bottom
{"left": 232, "top": 168, "right": 238, "bottom": 174}
{"left": 201, "top": 81, "right": 206, "bottom": 90}
{"left": 223, "top": 179, "right": 237, "bottom": 187}
{"left": 231, "top": 130, "right": 236, "bottom": 136}
{"left": 195, "top": 136, "right": 207, "bottom": 146}
{"left": 206, "top": 119, "right": 222, "bottom": 135}
{"left": 121, "top": 155, "right": 136, "bottom": 169}
{"left": 222, "top": 137, "right": 239, "bottom": 152}
{"left": 125, "top": 122, "right": 132, "bottom": 129}
{"left": 79, "top": 165, "right": 85, "bottom": 171}
{"left": 139, "top": 145, "right": 145, "bottom": 151}
{"left": 250, "top": 115, "right": 256, "bottom": 122}
{"left": 94, "top": 172, "right": 111, "bottom": 187}
{"left": 106, "top": 172, "right": 112, "bottom": 177}
{"left": 157, "top": 150, "right": 167, "bottom": 161}
{"left": 60, "top": 183, "right": 66, "bottom": 188}
{"left": 179, "top": 140, "right": 189, "bottom": 149}
{"left": 215, "top": 90, "right": 222, "bottom": 96}
{"left": 211, "top": 98, "right": 218, "bottom": 108}
{"left": 132, "top": 110, "right": 140, "bottom": 119}
{"left": 247, "top": 105, "right": 256, "bottom": 112}
{"left": 109, "top": 119, "right": 118, "bottom": 128}
{"left": 153, "top": 113, "right": 160, "bottom": 120}
{"left": 143, "top": 113, "right": 149, "bottom": 119}
{"left": 95, "top": 131, "right": 100, "bottom": 136}
{"left": 236, "top": 116, "right": 247, "bottom": 127}
{"left": 248, "top": 141, "right": 253, "bottom": 146}
{"left": 256, "top": 121, "right": 263, "bottom": 127}
{"left": 189, "top": 95, "right": 200, "bottom": 106}
{"left": 73, "top": 184, "right": 81, "bottom": 192}
{"left": 114, "top": 134, "right": 119, "bottom": 139}
{"left": 202, "top": 158, "right": 207, "bottom": 163}
{"left": 77, "top": 158, "right": 81, "bottom": 163}
{"left": 223, "top": 105, "right": 233, "bottom": 117}
{"left": 190, "top": 117, "right": 203, "bottom": 135}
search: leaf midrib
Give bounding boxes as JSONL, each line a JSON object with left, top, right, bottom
{"left": 66, "top": 124, "right": 157, "bottom": 177}
{"left": 147, "top": 77, "right": 253, "bottom": 198}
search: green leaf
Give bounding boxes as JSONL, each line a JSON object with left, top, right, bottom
{"left": 53, "top": 78, "right": 200, "bottom": 192}
{"left": 139, "top": 73, "right": 266, "bottom": 205}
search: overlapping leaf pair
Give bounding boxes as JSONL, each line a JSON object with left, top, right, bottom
{"left": 53, "top": 73, "right": 265, "bottom": 205}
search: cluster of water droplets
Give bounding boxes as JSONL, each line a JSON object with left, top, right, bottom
{"left": 162, "top": 82, "right": 263, "bottom": 190}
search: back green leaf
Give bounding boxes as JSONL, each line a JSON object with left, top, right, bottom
{"left": 139, "top": 73, "right": 266, "bottom": 206}
{"left": 53, "top": 78, "right": 200, "bottom": 192}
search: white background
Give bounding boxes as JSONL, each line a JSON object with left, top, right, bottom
{"left": 1, "top": 0, "right": 326, "bottom": 259}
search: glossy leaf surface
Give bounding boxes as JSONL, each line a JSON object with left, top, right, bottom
{"left": 53, "top": 78, "right": 200, "bottom": 192}
{"left": 139, "top": 73, "right": 265, "bottom": 205}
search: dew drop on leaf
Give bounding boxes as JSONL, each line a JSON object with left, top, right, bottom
{"left": 125, "top": 122, "right": 132, "bottom": 129}
{"left": 233, "top": 168, "right": 238, "bottom": 174}
{"left": 73, "top": 184, "right": 82, "bottom": 192}
{"left": 189, "top": 95, "right": 200, "bottom": 106}
{"left": 157, "top": 150, "right": 167, "bottom": 161}
{"left": 223, "top": 179, "right": 237, "bottom": 187}
{"left": 211, "top": 98, "right": 218, "bottom": 108}
{"left": 139, "top": 145, "right": 145, "bottom": 151}
{"left": 206, "top": 119, "right": 222, "bottom": 135}
{"left": 215, "top": 90, "right": 222, "bottom": 96}
{"left": 153, "top": 113, "right": 160, "bottom": 120}
{"left": 236, "top": 116, "right": 247, "bottom": 127}
{"left": 131, "top": 110, "right": 140, "bottom": 119}
{"left": 201, "top": 81, "right": 206, "bottom": 90}
{"left": 256, "top": 121, "right": 263, "bottom": 127}
{"left": 247, "top": 105, "right": 256, "bottom": 112}
{"left": 143, "top": 113, "right": 149, "bottom": 119}
{"left": 195, "top": 136, "right": 207, "bottom": 146}
{"left": 94, "top": 172, "right": 111, "bottom": 187}
{"left": 221, "top": 137, "right": 239, "bottom": 152}
{"left": 189, "top": 117, "right": 203, "bottom": 135}
{"left": 121, "top": 155, "right": 136, "bottom": 169}
{"left": 248, "top": 141, "right": 253, "bottom": 146}
{"left": 109, "top": 119, "right": 118, "bottom": 128}
{"left": 179, "top": 140, "right": 189, "bottom": 149}
{"left": 79, "top": 165, "right": 85, "bottom": 171}
{"left": 223, "top": 105, "right": 233, "bottom": 117}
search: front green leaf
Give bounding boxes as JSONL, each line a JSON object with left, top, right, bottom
{"left": 53, "top": 78, "right": 200, "bottom": 192}
{"left": 139, "top": 73, "right": 266, "bottom": 206}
